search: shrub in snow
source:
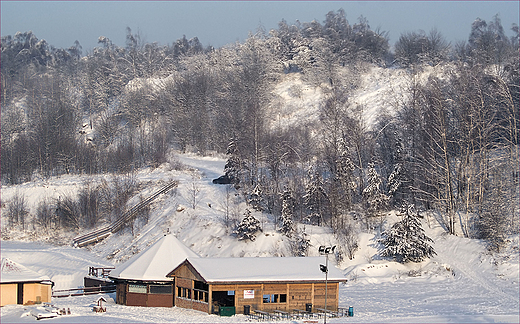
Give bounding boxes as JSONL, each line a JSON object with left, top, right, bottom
{"left": 379, "top": 203, "right": 436, "bottom": 263}
{"left": 233, "top": 209, "right": 262, "bottom": 241}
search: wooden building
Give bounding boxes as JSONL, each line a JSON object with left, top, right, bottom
{"left": 167, "top": 256, "right": 346, "bottom": 315}
{"left": 109, "top": 234, "right": 200, "bottom": 307}
{"left": 0, "top": 258, "right": 53, "bottom": 306}
{"left": 110, "top": 234, "right": 347, "bottom": 314}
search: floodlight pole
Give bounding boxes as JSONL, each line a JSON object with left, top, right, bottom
{"left": 319, "top": 245, "right": 335, "bottom": 324}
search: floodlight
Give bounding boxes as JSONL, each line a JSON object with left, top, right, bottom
{"left": 320, "top": 264, "right": 328, "bottom": 273}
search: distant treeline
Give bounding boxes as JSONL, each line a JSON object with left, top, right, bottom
{"left": 2, "top": 10, "right": 518, "bottom": 252}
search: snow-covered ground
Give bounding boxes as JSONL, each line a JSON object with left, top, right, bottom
{"left": 1, "top": 153, "right": 519, "bottom": 323}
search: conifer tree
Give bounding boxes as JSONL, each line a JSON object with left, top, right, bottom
{"left": 304, "top": 168, "right": 330, "bottom": 226}
{"left": 379, "top": 203, "right": 436, "bottom": 263}
{"left": 363, "top": 162, "right": 389, "bottom": 225}
{"left": 248, "top": 183, "right": 264, "bottom": 212}
{"left": 224, "top": 139, "right": 242, "bottom": 187}
{"left": 387, "top": 133, "right": 410, "bottom": 207}
{"left": 279, "top": 187, "right": 295, "bottom": 237}
{"left": 234, "top": 209, "right": 262, "bottom": 241}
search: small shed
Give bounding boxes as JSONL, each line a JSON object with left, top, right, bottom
{"left": 167, "top": 256, "right": 346, "bottom": 315}
{"left": 0, "top": 258, "right": 53, "bottom": 306}
{"left": 109, "top": 234, "right": 200, "bottom": 307}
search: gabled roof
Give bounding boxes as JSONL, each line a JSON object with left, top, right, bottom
{"left": 169, "top": 256, "right": 346, "bottom": 283}
{"left": 109, "top": 234, "right": 200, "bottom": 281}
{"left": 0, "top": 258, "right": 51, "bottom": 284}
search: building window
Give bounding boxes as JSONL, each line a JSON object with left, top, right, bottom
{"left": 263, "top": 294, "right": 287, "bottom": 303}
{"left": 193, "top": 290, "right": 208, "bottom": 302}
{"left": 149, "top": 285, "right": 172, "bottom": 294}
{"left": 193, "top": 281, "right": 209, "bottom": 303}
{"left": 178, "top": 287, "right": 191, "bottom": 299}
{"left": 128, "top": 284, "right": 147, "bottom": 293}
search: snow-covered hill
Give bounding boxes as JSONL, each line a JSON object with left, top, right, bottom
{"left": 1, "top": 64, "right": 519, "bottom": 322}
{"left": 1, "top": 152, "right": 518, "bottom": 323}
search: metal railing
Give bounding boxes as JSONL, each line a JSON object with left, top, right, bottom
{"left": 52, "top": 285, "right": 116, "bottom": 298}
{"left": 72, "top": 180, "right": 178, "bottom": 247}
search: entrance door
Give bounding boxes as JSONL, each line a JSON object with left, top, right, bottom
{"left": 211, "top": 290, "right": 235, "bottom": 314}
{"left": 17, "top": 283, "right": 23, "bottom": 305}
{"left": 212, "top": 290, "right": 235, "bottom": 307}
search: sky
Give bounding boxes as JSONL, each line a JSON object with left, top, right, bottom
{"left": 1, "top": 1, "right": 519, "bottom": 54}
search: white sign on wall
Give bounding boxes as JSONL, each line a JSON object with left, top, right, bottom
{"left": 244, "top": 290, "right": 255, "bottom": 299}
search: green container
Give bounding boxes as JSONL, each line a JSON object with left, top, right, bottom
{"left": 219, "top": 306, "right": 236, "bottom": 317}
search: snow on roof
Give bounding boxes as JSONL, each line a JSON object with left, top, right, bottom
{"left": 109, "top": 234, "right": 200, "bottom": 281}
{"left": 181, "top": 256, "right": 346, "bottom": 283}
{"left": 0, "top": 258, "right": 51, "bottom": 284}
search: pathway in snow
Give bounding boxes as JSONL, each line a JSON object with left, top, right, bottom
{"left": 432, "top": 233, "right": 519, "bottom": 308}
{"left": 176, "top": 154, "right": 225, "bottom": 183}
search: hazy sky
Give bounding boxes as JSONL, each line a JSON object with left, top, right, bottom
{"left": 1, "top": 1, "right": 519, "bottom": 53}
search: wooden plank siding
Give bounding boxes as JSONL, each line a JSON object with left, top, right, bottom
{"left": 170, "top": 262, "right": 340, "bottom": 314}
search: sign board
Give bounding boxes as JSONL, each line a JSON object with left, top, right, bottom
{"left": 244, "top": 289, "right": 255, "bottom": 299}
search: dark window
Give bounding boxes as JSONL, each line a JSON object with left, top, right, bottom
{"left": 194, "top": 290, "right": 208, "bottom": 302}
{"left": 178, "top": 287, "right": 191, "bottom": 299}
{"left": 194, "top": 281, "right": 208, "bottom": 291}
{"left": 263, "top": 294, "right": 287, "bottom": 303}
{"left": 149, "top": 285, "right": 172, "bottom": 294}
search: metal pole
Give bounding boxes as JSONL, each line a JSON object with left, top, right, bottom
{"left": 324, "top": 253, "right": 328, "bottom": 324}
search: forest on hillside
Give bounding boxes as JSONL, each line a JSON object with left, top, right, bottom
{"left": 2, "top": 10, "right": 518, "bottom": 255}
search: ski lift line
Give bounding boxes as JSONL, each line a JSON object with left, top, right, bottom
{"left": 72, "top": 180, "right": 178, "bottom": 247}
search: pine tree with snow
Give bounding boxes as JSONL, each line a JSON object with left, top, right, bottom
{"left": 247, "top": 183, "right": 264, "bottom": 212}
{"left": 279, "top": 187, "right": 295, "bottom": 237}
{"left": 363, "top": 162, "right": 389, "bottom": 218}
{"left": 387, "top": 134, "right": 409, "bottom": 207}
{"left": 291, "top": 226, "right": 311, "bottom": 257}
{"left": 233, "top": 209, "right": 262, "bottom": 241}
{"left": 224, "top": 139, "right": 242, "bottom": 186}
{"left": 335, "top": 140, "right": 357, "bottom": 209}
{"left": 379, "top": 202, "right": 436, "bottom": 263}
{"left": 304, "top": 168, "right": 330, "bottom": 226}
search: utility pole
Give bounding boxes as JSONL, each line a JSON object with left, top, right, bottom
{"left": 319, "top": 245, "right": 335, "bottom": 324}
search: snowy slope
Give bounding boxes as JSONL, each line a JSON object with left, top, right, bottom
{"left": 1, "top": 65, "right": 519, "bottom": 323}
{"left": 1, "top": 216, "right": 518, "bottom": 323}
{"left": 1, "top": 153, "right": 518, "bottom": 323}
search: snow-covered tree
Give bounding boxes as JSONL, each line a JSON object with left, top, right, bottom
{"left": 335, "top": 140, "right": 357, "bottom": 209}
{"left": 387, "top": 134, "right": 409, "bottom": 207}
{"left": 279, "top": 187, "right": 295, "bottom": 237}
{"left": 379, "top": 203, "right": 436, "bottom": 263}
{"left": 247, "top": 183, "right": 264, "bottom": 212}
{"left": 224, "top": 139, "right": 242, "bottom": 187}
{"left": 291, "top": 226, "right": 311, "bottom": 257}
{"left": 233, "top": 209, "right": 262, "bottom": 241}
{"left": 363, "top": 162, "right": 389, "bottom": 225}
{"left": 304, "top": 168, "right": 330, "bottom": 226}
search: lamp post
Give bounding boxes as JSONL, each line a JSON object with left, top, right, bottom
{"left": 319, "top": 245, "right": 335, "bottom": 324}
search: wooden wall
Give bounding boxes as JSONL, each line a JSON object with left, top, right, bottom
{"left": 210, "top": 282, "right": 340, "bottom": 314}
{"left": 116, "top": 282, "right": 174, "bottom": 307}
{"left": 0, "top": 282, "right": 51, "bottom": 306}
{"left": 0, "top": 284, "right": 17, "bottom": 306}
{"left": 168, "top": 262, "right": 341, "bottom": 314}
